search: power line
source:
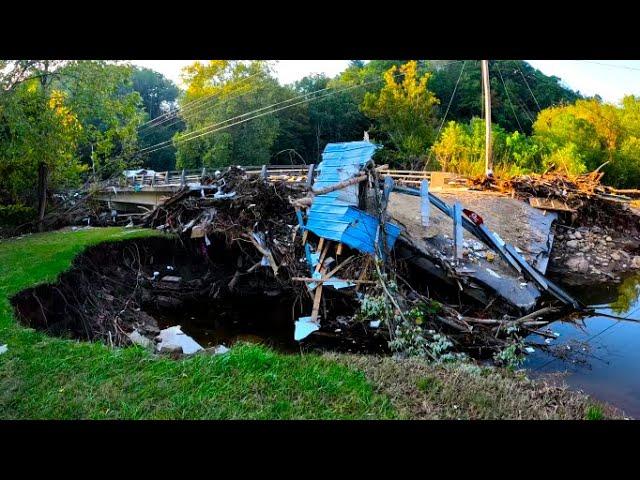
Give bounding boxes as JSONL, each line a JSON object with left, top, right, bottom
{"left": 516, "top": 62, "right": 542, "bottom": 112}
{"left": 136, "top": 60, "right": 471, "bottom": 157}
{"left": 137, "top": 71, "right": 263, "bottom": 133}
{"left": 579, "top": 60, "right": 640, "bottom": 72}
{"left": 427, "top": 61, "right": 467, "bottom": 166}
{"left": 138, "top": 81, "right": 262, "bottom": 140}
{"left": 496, "top": 61, "right": 524, "bottom": 132}
{"left": 136, "top": 82, "right": 340, "bottom": 155}
{"left": 137, "top": 69, "right": 419, "bottom": 157}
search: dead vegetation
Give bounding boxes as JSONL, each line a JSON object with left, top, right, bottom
{"left": 330, "top": 354, "right": 627, "bottom": 419}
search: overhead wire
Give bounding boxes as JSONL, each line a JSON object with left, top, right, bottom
{"left": 137, "top": 71, "right": 263, "bottom": 133}
{"left": 496, "top": 61, "right": 524, "bottom": 132}
{"left": 136, "top": 61, "right": 469, "bottom": 158}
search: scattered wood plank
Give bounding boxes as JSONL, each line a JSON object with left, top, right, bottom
{"left": 528, "top": 197, "right": 576, "bottom": 212}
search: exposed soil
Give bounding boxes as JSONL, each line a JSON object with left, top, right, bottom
{"left": 10, "top": 236, "right": 384, "bottom": 355}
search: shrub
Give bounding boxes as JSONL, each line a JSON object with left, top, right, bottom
{"left": 0, "top": 203, "right": 36, "bottom": 227}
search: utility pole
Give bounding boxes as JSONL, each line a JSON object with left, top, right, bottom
{"left": 481, "top": 60, "right": 493, "bottom": 177}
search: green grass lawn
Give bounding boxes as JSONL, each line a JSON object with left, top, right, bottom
{"left": 0, "top": 227, "right": 395, "bottom": 419}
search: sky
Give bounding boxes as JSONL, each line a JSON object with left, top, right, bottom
{"left": 130, "top": 60, "right": 640, "bottom": 104}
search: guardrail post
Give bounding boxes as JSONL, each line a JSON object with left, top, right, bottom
{"left": 382, "top": 175, "right": 394, "bottom": 212}
{"left": 201, "top": 167, "right": 206, "bottom": 181}
{"left": 420, "top": 179, "right": 430, "bottom": 227}
{"left": 260, "top": 164, "right": 267, "bottom": 180}
{"left": 180, "top": 169, "right": 185, "bottom": 186}
{"left": 151, "top": 173, "right": 155, "bottom": 187}
{"left": 305, "top": 164, "right": 315, "bottom": 188}
{"left": 453, "top": 201, "right": 463, "bottom": 261}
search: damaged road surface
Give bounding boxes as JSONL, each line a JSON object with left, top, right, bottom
{"left": 388, "top": 189, "right": 558, "bottom": 313}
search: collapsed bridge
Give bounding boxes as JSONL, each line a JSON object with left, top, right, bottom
{"left": 86, "top": 140, "right": 581, "bottom": 354}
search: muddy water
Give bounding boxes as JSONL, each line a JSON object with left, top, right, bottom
{"left": 149, "top": 295, "right": 301, "bottom": 353}
{"left": 149, "top": 294, "right": 390, "bottom": 355}
{"left": 525, "top": 273, "right": 640, "bottom": 418}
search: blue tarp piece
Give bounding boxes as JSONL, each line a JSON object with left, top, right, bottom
{"left": 305, "top": 141, "right": 403, "bottom": 255}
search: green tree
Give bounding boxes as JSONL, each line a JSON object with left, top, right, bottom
{"left": 361, "top": 61, "right": 439, "bottom": 168}
{"left": 175, "top": 60, "right": 283, "bottom": 169}
{"left": 288, "top": 74, "right": 368, "bottom": 162}
{"left": 131, "top": 66, "right": 183, "bottom": 171}
{"left": 0, "top": 78, "right": 84, "bottom": 227}
{"left": 55, "top": 61, "right": 145, "bottom": 178}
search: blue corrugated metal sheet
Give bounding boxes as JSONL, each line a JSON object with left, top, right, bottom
{"left": 305, "top": 141, "right": 402, "bottom": 255}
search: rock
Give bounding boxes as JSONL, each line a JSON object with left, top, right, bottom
{"left": 611, "top": 252, "right": 621, "bottom": 261}
{"left": 203, "top": 345, "right": 230, "bottom": 355}
{"left": 632, "top": 256, "right": 640, "bottom": 269}
{"left": 606, "top": 236, "right": 613, "bottom": 242}
{"left": 566, "top": 257, "right": 590, "bottom": 273}
{"left": 566, "top": 240, "right": 579, "bottom": 249}
{"left": 574, "top": 231, "right": 582, "bottom": 240}
{"left": 159, "top": 344, "right": 183, "bottom": 355}
{"left": 568, "top": 233, "right": 576, "bottom": 240}
{"left": 128, "top": 329, "right": 154, "bottom": 349}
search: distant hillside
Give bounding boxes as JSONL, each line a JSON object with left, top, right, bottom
{"left": 428, "top": 60, "right": 582, "bottom": 134}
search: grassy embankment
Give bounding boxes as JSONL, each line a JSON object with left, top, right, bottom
{"left": 0, "top": 227, "right": 621, "bottom": 419}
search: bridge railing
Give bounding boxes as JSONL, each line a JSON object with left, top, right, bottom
{"left": 99, "top": 165, "right": 466, "bottom": 189}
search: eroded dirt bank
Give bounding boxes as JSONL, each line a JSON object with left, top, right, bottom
{"left": 10, "top": 236, "right": 382, "bottom": 354}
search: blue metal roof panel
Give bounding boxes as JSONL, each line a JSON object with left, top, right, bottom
{"left": 304, "top": 141, "right": 402, "bottom": 255}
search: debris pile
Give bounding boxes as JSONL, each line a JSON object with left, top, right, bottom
{"left": 485, "top": 171, "right": 640, "bottom": 284}
{"left": 500, "top": 172, "right": 640, "bottom": 236}
{"left": 16, "top": 143, "right": 624, "bottom": 363}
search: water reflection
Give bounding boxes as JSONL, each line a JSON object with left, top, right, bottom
{"left": 525, "top": 272, "right": 640, "bottom": 418}
{"left": 610, "top": 273, "right": 640, "bottom": 314}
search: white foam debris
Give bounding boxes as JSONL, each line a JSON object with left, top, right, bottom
{"left": 0, "top": 344, "right": 7, "bottom": 355}
{"left": 156, "top": 325, "right": 203, "bottom": 355}
{"left": 294, "top": 316, "right": 320, "bottom": 341}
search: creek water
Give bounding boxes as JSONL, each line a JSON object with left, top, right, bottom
{"left": 524, "top": 273, "right": 640, "bottom": 418}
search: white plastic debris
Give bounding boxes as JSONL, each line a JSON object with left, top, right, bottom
{"left": 156, "top": 325, "right": 203, "bottom": 355}
{"left": 213, "top": 190, "right": 236, "bottom": 199}
{"left": 524, "top": 346, "right": 536, "bottom": 354}
{"left": 369, "top": 320, "right": 381, "bottom": 329}
{"left": 0, "top": 344, "right": 7, "bottom": 355}
{"left": 294, "top": 316, "right": 320, "bottom": 341}
{"left": 166, "top": 266, "right": 174, "bottom": 271}
{"left": 544, "top": 338, "right": 553, "bottom": 344}
{"left": 153, "top": 271, "right": 160, "bottom": 279}
{"left": 204, "top": 234, "right": 211, "bottom": 246}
